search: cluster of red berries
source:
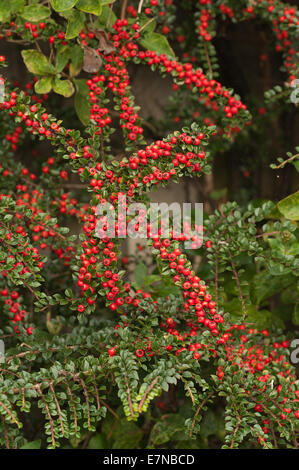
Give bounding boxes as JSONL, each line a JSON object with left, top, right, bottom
{"left": 0, "top": 289, "right": 32, "bottom": 334}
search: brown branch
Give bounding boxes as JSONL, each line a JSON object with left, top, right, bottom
{"left": 203, "top": 42, "right": 213, "bottom": 77}
{"left": 64, "top": 380, "right": 78, "bottom": 434}
{"left": 121, "top": 0, "right": 128, "bottom": 20}
{"left": 1, "top": 416, "right": 10, "bottom": 449}
{"left": 80, "top": 378, "right": 91, "bottom": 429}
{"left": 92, "top": 377, "right": 101, "bottom": 411}
{"left": 138, "top": 0, "right": 145, "bottom": 14}
{"left": 138, "top": 376, "right": 159, "bottom": 412}
{"left": 0, "top": 400, "right": 20, "bottom": 427}
{"left": 49, "top": 383, "right": 65, "bottom": 436}
{"left": 272, "top": 153, "right": 299, "bottom": 170}
{"left": 230, "top": 415, "right": 241, "bottom": 448}
{"left": 189, "top": 391, "right": 214, "bottom": 437}
{"left": 36, "top": 385, "right": 55, "bottom": 447}
{"left": 228, "top": 248, "right": 246, "bottom": 317}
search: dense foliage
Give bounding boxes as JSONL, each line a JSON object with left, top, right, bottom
{"left": 0, "top": 0, "right": 298, "bottom": 450}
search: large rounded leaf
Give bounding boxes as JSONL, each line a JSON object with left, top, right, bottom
{"left": 34, "top": 77, "right": 52, "bottom": 94}
{"left": 52, "top": 78, "right": 75, "bottom": 97}
{"left": 74, "top": 78, "right": 91, "bottom": 125}
{"left": 65, "top": 9, "right": 85, "bottom": 39}
{"left": 50, "top": 0, "right": 78, "bottom": 11}
{"left": 277, "top": 191, "right": 299, "bottom": 221}
{"left": 20, "top": 5, "right": 50, "bottom": 21}
{"left": 76, "top": 0, "right": 102, "bottom": 15}
{"left": 139, "top": 32, "right": 175, "bottom": 58}
{"left": 21, "top": 50, "right": 56, "bottom": 76}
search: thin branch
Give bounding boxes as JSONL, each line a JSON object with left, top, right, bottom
{"left": 138, "top": 0, "right": 145, "bottom": 14}
{"left": 138, "top": 376, "right": 159, "bottom": 412}
{"left": 189, "top": 391, "right": 214, "bottom": 437}
{"left": 121, "top": 0, "right": 128, "bottom": 20}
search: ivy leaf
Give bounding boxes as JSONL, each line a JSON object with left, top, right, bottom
{"left": 76, "top": 0, "right": 102, "bottom": 15}
{"left": 74, "top": 78, "right": 91, "bottom": 125}
{"left": 139, "top": 32, "right": 175, "bottom": 58}
{"left": 21, "top": 50, "right": 56, "bottom": 76}
{"left": 50, "top": 0, "right": 78, "bottom": 12}
{"left": 34, "top": 77, "right": 52, "bottom": 94}
{"left": 277, "top": 191, "right": 299, "bottom": 221}
{"left": 65, "top": 9, "right": 85, "bottom": 39}
{"left": 52, "top": 78, "right": 75, "bottom": 97}
{"left": 20, "top": 5, "right": 51, "bottom": 22}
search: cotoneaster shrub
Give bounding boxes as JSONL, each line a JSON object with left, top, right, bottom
{"left": 0, "top": 0, "right": 298, "bottom": 449}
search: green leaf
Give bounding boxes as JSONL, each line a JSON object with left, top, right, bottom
{"left": 65, "top": 9, "right": 85, "bottom": 39}
{"left": 50, "top": 0, "right": 78, "bottom": 12}
{"left": 74, "top": 78, "right": 91, "bottom": 125}
{"left": 134, "top": 262, "right": 147, "bottom": 287}
{"left": 20, "top": 5, "right": 51, "bottom": 21}
{"left": 20, "top": 439, "right": 41, "bottom": 449}
{"left": 55, "top": 45, "right": 71, "bottom": 73}
{"left": 111, "top": 421, "right": 142, "bottom": 449}
{"left": 69, "top": 45, "right": 84, "bottom": 76}
{"left": 94, "top": 5, "right": 116, "bottom": 27}
{"left": 293, "top": 303, "right": 299, "bottom": 325}
{"left": 139, "top": 32, "right": 175, "bottom": 58}
{"left": 0, "top": 0, "right": 25, "bottom": 22}
{"left": 252, "top": 272, "right": 294, "bottom": 305}
{"left": 52, "top": 78, "right": 75, "bottom": 97}
{"left": 21, "top": 50, "right": 56, "bottom": 76}
{"left": 34, "top": 77, "right": 52, "bottom": 94}
{"left": 150, "top": 414, "right": 185, "bottom": 445}
{"left": 277, "top": 191, "right": 299, "bottom": 221}
{"left": 137, "top": 14, "right": 156, "bottom": 33}
{"left": 76, "top": 0, "right": 102, "bottom": 15}
{"left": 88, "top": 433, "right": 108, "bottom": 449}
{"left": 100, "top": 0, "right": 117, "bottom": 4}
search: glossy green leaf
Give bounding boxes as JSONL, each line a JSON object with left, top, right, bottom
{"left": 139, "top": 32, "right": 175, "bottom": 58}
{"left": 55, "top": 45, "right": 71, "bottom": 73}
{"left": 74, "top": 78, "right": 91, "bottom": 125}
{"left": 134, "top": 262, "right": 147, "bottom": 287}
